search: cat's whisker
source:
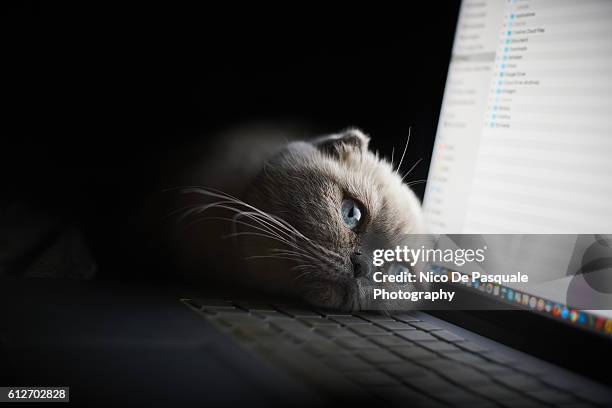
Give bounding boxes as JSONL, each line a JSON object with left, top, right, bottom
{"left": 175, "top": 209, "right": 264, "bottom": 246}
{"left": 291, "top": 264, "right": 315, "bottom": 270}
{"left": 245, "top": 254, "right": 303, "bottom": 262}
{"left": 175, "top": 186, "right": 345, "bottom": 263}
{"left": 236, "top": 211, "right": 300, "bottom": 243}
{"left": 175, "top": 200, "right": 295, "bottom": 248}
{"left": 227, "top": 226, "right": 311, "bottom": 257}
{"left": 236, "top": 212, "right": 328, "bottom": 261}
{"left": 224, "top": 211, "right": 324, "bottom": 261}
{"left": 406, "top": 179, "right": 427, "bottom": 187}
{"left": 240, "top": 210, "right": 344, "bottom": 262}
{"left": 357, "top": 279, "right": 366, "bottom": 304}
{"left": 173, "top": 200, "right": 239, "bottom": 223}
{"left": 400, "top": 158, "right": 423, "bottom": 182}
{"left": 395, "top": 126, "right": 411, "bottom": 174}
{"left": 270, "top": 248, "right": 310, "bottom": 257}
{"left": 235, "top": 213, "right": 293, "bottom": 243}
{"left": 183, "top": 203, "right": 276, "bottom": 236}
{"left": 165, "top": 200, "right": 237, "bottom": 220}
{"left": 269, "top": 248, "right": 320, "bottom": 264}
{"left": 204, "top": 190, "right": 309, "bottom": 244}
{"left": 191, "top": 213, "right": 291, "bottom": 246}
{"left": 177, "top": 214, "right": 242, "bottom": 232}
{"left": 192, "top": 212, "right": 325, "bottom": 263}
{"left": 223, "top": 232, "right": 303, "bottom": 252}
{"left": 293, "top": 270, "right": 316, "bottom": 282}
{"left": 184, "top": 188, "right": 308, "bottom": 240}
{"left": 186, "top": 189, "right": 316, "bottom": 249}
{"left": 178, "top": 209, "right": 306, "bottom": 254}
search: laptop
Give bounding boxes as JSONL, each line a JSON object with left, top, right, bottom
{"left": 184, "top": 0, "right": 612, "bottom": 403}
{"left": 2, "top": 1, "right": 612, "bottom": 407}
{"left": 178, "top": 1, "right": 612, "bottom": 406}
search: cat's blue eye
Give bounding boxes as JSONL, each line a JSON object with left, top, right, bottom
{"left": 341, "top": 199, "right": 363, "bottom": 230}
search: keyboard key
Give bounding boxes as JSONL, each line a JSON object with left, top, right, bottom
{"left": 494, "top": 374, "right": 545, "bottom": 391}
{"left": 278, "top": 307, "right": 321, "bottom": 317}
{"left": 270, "top": 320, "right": 310, "bottom": 332}
{"left": 346, "top": 371, "right": 401, "bottom": 387}
{"left": 391, "top": 346, "right": 438, "bottom": 361}
{"left": 382, "top": 363, "right": 433, "bottom": 379}
{"left": 302, "top": 340, "right": 349, "bottom": 357}
{"left": 441, "top": 367, "right": 491, "bottom": 386}
{"left": 190, "top": 298, "right": 234, "bottom": 309}
{"left": 434, "top": 388, "right": 488, "bottom": 406}
{"left": 204, "top": 307, "right": 243, "bottom": 315}
{"left": 425, "top": 359, "right": 467, "bottom": 374}
{"left": 314, "top": 326, "right": 356, "bottom": 338}
{"left": 234, "top": 301, "right": 275, "bottom": 312}
{"left": 375, "top": 321, "right": 416, "bottom": 331}
{"left": 527, "top": 389, "right": 578, "bottom": 404}
{"left": 410, "top": 378, "right": 484, "bottom": 405}
{"left": 473, "top": 362, "right": 516, "bottom": 376}
{"left": 391, "top": 312, "right": 422, "bottom": 322}
{"left": 458, "top": 401, "right": 500, "bottom": 408}
{"left": 254, "top": 310, "right": 291, "bottom": 319}
{"left": 229, "top": 326, "right": 278, "bottom": 343}
{"left": 328, "top": 315, "right": 369, "bottom": 325}
{"left": 318, "top": 310, "right": 353, "bottom": 317}
{"left": 395, "top": 330, "right": 437, "bottom": 342}
{"left": 484, "top": 352, "right": 516, "bottom": 365}
{"left": 350, "top": 324, "right": 392, "bottom": 336}
{"left": 409, "top": 374, "right": 455, "bottom": 391}
{"left": 216, "top": 314, "right": 266, "bottom": 327}
{"left": 472, "top": 383, "right": 524, "bottom": 400}
{"left": 357, "top": 312, "right": 395, "bottom": 322}
{"left": 431, "top": 330, "right": 465, "bottom": 342}
{"left": 334, "top": 336, "right": 379, "bottom": 349}
{"left": 299, "top": 317, "right": 340, "bottom": 327}
{"left": 286, "top": 330, "right": 323, "bottom": 343}
{"left": 322, "top": 356, "right": 374, "bottom": 371}
{"left": 370, "top": 335, "right": 413, "bottom": 347}
{"left": 446, "top": 352, "right": 489, "bottom": 365}
{"left": 372, "top": 387, "right": 447, "bottom": 408}
{"left": 457, "top": 341, "right": 490, "bottom": 354}
{"left": 409, "top": 322, "right": 442, "bottom": 331}
{"left": 498, "top": 398, "right": 550, "bottom": 408}
{"left": 418, "top": 341, "right": 461, "bottom": 353}
{"left": 514, "top": 360, "right": 557, "bottom": 376}
{"left": 555, "top": 404, "right": 597, "bottom": 408}
{"left": 356, "top": 349, "right": 404, "bottom": 364}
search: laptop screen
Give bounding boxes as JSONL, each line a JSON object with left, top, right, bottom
{"left": 422, "top": 0, "right": 612, "bottom": 333}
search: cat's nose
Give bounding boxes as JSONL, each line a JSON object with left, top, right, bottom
{"left": 351, "top": 252, "right": 371, "bottom": 279}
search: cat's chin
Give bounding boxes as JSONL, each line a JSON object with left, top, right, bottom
{"left": 298, "top": 277, "right": 420, "bottom": 313}
{"left": 298, "top": 276, "right": 373, "bottom": 312}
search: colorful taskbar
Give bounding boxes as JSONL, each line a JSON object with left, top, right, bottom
{"left": 430, "top": 265, "right": 612, "bottom": 339}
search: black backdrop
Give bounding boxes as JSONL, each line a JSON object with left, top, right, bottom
{"left": 3, "top": 3, "right": 461, "bottom": 279}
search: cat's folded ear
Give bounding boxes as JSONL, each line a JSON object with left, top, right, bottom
{"left": 312, "top": 128, "right": 371, "bottom": 159}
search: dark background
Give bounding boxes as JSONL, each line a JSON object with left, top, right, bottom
{"left": 3, "top": 3, "right": 461, "bottom": 278}
{"left": 3, "top": 4, "right": 612, "bottom": 398}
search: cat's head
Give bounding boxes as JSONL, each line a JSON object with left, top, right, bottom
{"left": 243, "top": 128, "right": 425, "bottom": 311}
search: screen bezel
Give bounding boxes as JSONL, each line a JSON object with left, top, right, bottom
{"left": 422, "top": 0, "right": 612, "bottom": 385}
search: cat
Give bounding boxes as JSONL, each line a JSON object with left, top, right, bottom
{"left": 154, "top": 126, "right": 426, "bottom": 311}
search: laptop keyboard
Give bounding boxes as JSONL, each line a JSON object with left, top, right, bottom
{"left": 183, "top": 298, "right": 609, "bottom": 408}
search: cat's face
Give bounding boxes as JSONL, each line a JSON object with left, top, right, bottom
{"left": 244, "top": 129, "right": 425, "bottom": 311}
